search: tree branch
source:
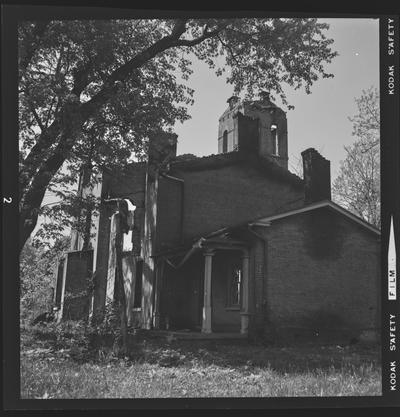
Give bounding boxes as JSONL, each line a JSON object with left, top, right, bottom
{"left": 80, "top": 19, "right": 193, "bottom": 119}
{"left": 71, "top": 60, "right": 93, "bottom": 97}
{"left": 20, "top": 18, "right": 229, "bottom": 246}
{"left": 20, "top": 95, "right": 81, "bottom": 201}
{"left": 363, "top": 100, "right": 380, "bottom": 127}
{"left": 20, "top": 116, "right": 62, "bottom": 200}
{"left": 170, "top": 19, "right": 188, "bottom": 38}
{"left": 19, "top": 21, "right": 51, "bottom": 79}
{"left": 27, "top": 97, "right": 46, "bottom": 132}
{"left": 174, "top": 25, "right": 227, "bottom": 47}
{"left": 217, "top": 33, "right": 240, "bottom": 65}
{"left": 20, "top": 100, "right": 83, "bottom": 249}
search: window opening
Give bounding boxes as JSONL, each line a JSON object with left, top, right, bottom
{"left": 222, "top": 130, "right": 228, "bottom": 153}
{"left": 271, "top": 124, "right": 279, "bottom": 156}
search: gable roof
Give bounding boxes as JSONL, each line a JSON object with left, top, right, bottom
{"left": 251, "top": 199, "right": 381, "bottom": 235}
{"left": 170, "top": 151, "right": 303, "bottom": 189}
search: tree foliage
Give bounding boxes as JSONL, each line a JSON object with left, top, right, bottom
{"left": 20, "top": 236, "right": 71, "bottom": 322}
{"left": 19, "top": 18, "right": 338, "bottom": 250}
{"left": 332, "top": 87, "right": 380, "bottom": 228}
{"left": 348, "top": 86, "right": 380, "bottom": 151}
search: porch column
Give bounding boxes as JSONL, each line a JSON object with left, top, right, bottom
{"left": 202, "top": 249, "right": 215, "bottom": 333}
{"left": 240, "top": 250, "right": 250, "bottom": 334}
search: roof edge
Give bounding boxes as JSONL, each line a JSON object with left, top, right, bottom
{"left": 254, "top": 200, "right": 381, "bottom": 235}
{"left": 170, "top": 151, "right": 303, "bottom": 189}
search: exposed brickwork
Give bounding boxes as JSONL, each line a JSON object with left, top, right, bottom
{"left": 236, "top": 112, "right": 259, "bottom": 154}
{"left": 259, "top": 208, "right": 380, "bottom": 342}
{"left": 91, "top": 201, "right": 111, "bottom": 321}
{"left": 302, "top": 148, "right": 331, "bottom": 203}
{"left": 142, "top": 132, "right": 179, "bottom": 329}
{"left": 217, "top": 94, "right": 288, "bottom": 169}
{"left": 62, "top": 250, "right": 93, "bottom": 321}
{"left": 91, "top": 165, "right": 146, "bottom": 322}
{"left": 106, "top": 163, "right": 147, "bottom": 203}
{"left": 251, "top": 238, "right": 266, "bottom": 335}
{"left": 175, "top": 162, "right": 304, "bottom": 242}
{"left": 156, "top": 176, "right": 183, "bottom": 250}
{"left": 244, "top": 101, "right": 288, "bottom": 169}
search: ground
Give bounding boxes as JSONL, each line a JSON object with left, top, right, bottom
{"left": 20, "top": 322, "right": 382, "bottom": 399}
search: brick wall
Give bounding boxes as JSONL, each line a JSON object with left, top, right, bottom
{"left": 62, "top": 250, "right": 93, "bottom": 320}
{"left": 106, "top": 163, "right": 147, "bottom": 204}
{"left": 176, "top": 162, "right": 304, "bottom": 242}
{"left": 218, "top": 103, "right": 240, "bottom": 152}
{"left": 92, "top": 165, "right": 146, "bottom": 321}
{"left": 156, "top": 176, "right": 183, "bottom": 250}
{"left": 260, "top": 208, "right": 380, "bottom": 342}
{"left": 91, "top": 198, "right": 112, "bottom": 320}
{"left": 250, "top": 238, "right": 267, "bottom": 335}
{"left": 244, "top": 104, "right": 288, "bottom": 168}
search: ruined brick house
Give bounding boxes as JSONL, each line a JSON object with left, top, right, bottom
{"left": 53, "top": 93, "right": 381, "bottom": 342}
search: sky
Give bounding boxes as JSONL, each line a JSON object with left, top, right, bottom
{"left": 173, "top": 18, "right": 380, "bottom": 179}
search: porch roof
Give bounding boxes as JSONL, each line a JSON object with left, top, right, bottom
{"left": 155, "top": 234, "right": 248, "bottom": 269}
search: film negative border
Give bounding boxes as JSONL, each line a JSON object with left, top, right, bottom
{"left": 380, "top": 15, "right": 400, "bottom": 401}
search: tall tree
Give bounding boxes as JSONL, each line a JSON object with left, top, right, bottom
{"left": 19, "top": 18, "right": 338, "bottom": 251}
{"left": 332, "top": 87, "right": 380, "bottom": 228}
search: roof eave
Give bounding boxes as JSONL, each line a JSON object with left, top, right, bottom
{"left": 253, "top": 200, "right": 381, "bottom": 236}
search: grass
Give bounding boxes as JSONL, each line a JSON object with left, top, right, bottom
{"left": 20, "top": 324, "right": 382, "bottom": 399}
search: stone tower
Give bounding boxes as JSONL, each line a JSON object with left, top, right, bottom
{"left": 217, "top": 92, "right": 288, "bottom": 169}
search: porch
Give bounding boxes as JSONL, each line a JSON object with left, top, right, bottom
{"left": 153, "top": 235, "right": 251, "bottom": 336}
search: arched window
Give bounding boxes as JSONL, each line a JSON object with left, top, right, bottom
{"left": 271, "top": 124, "right": 279, "bottom": 156}
{"left": 222, "top": 130, "right": 228, "bottom": 153}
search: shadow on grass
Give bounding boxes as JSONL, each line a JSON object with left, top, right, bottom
{"left": 121, "top": 334, "right": 381, "bottom": 375}
{"left": 21, "top": 323, "right": 381, "bottom": 376}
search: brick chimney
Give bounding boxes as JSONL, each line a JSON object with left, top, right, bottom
{"left": 259, "top": 91, "right": 272, "bottom": 104}
{"left": 301, "top": 148, "right": 331, "bottom": 204}
{"left": 227, "top": 95, "right": 240, "bottom": 109}
{"left": 148, "top": 132, "right": 178, "bottom": 178}
{"left": 143, "top": 131, "right": 177, "bottom": 329}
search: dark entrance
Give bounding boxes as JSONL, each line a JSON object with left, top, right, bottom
{"left": 161, "top": 253, "right": 204, "bottom": 331}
